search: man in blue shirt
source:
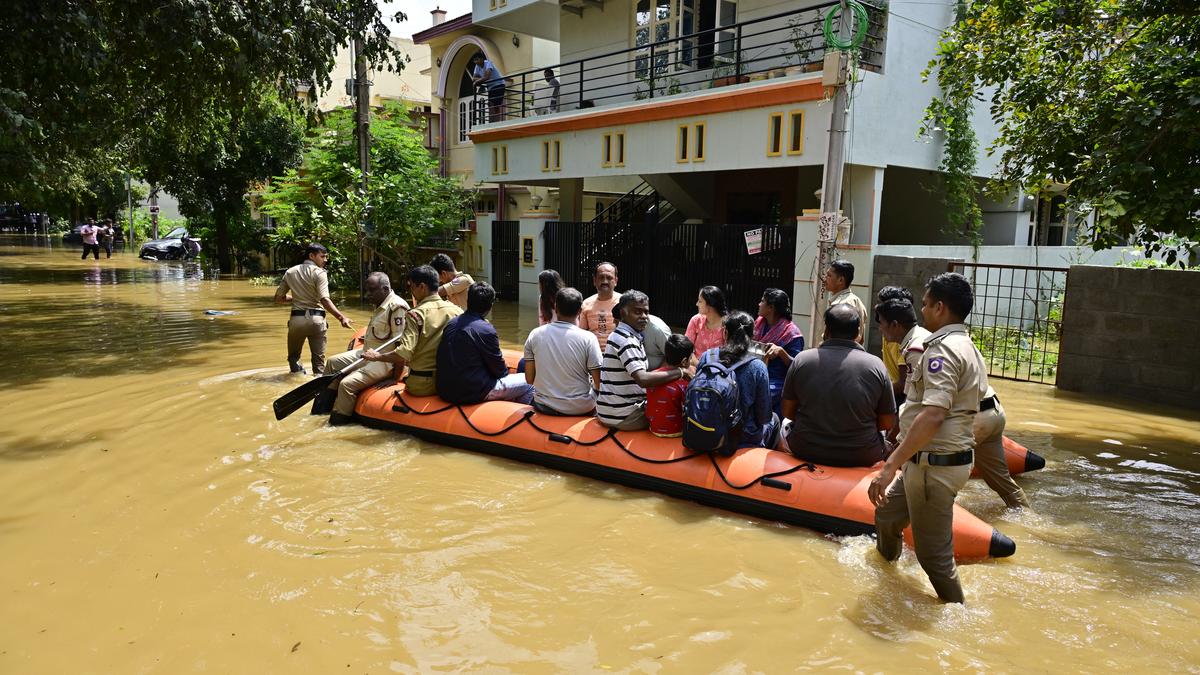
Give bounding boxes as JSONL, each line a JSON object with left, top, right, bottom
{"left": 436, "top": 281, "right": 534, "bottom": 405}
{"left": 471, "top": 52, "right": 507, "bottom": 122}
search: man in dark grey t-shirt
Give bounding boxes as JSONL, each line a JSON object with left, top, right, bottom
{"left": 780, "top": 304, "right": 897, "bottom": 467}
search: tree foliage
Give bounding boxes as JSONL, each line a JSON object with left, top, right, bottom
{"left": 929, "top": 1, "right": 1200, "bottom": 261}
{"left": 260, "top": 103, "right": 472, "bottom": 286}
{"left": 0, "top": 0, "right": 404, "bottom": 204}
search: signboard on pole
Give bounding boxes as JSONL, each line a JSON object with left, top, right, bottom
{"left": 743, "top": 228, "right": 763, "bottom": 255}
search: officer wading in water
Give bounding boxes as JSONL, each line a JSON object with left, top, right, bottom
{"left": 314, "top": 272, "right": 410, "bottom": 426}
{"left": 868, "top": 272, "right": 988, "bottom": 603}
{"left": 274, "top": 243, "right": 353, "bottom": 374}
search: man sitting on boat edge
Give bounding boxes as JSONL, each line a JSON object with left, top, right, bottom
{"left": 435, "top": 282, "right": 534, "bottom": 406}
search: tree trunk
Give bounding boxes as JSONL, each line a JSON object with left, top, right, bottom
{"left": 216, "top": 211, "right": 232, "bottom": 272}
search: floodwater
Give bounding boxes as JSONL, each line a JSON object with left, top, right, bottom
{"left": 1, "top": 236, "right": 1198, "bottom": 673}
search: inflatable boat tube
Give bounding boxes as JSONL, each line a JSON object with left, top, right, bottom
{"left": 354, "top": 384, "right": 1016, "bottom": 561}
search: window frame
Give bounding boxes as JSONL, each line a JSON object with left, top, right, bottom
{"left": 786, "top": 110, "right": 804, "bottom": 156}
{"left": 766, "top": 112, "right": 783, "bottom": 157}
{"left": 693, "top": 123, "right": 706, "bottom": 162}
{"left": 676, "top": 124, "right": 690, "bottom": 163}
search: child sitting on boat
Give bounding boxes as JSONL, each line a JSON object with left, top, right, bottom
{"left": 645, "top": 334, "right": 694, "bottom": 438}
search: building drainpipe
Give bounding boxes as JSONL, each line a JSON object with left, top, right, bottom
{"left": 498, "top": 184, "right": 507, "bottom": 221}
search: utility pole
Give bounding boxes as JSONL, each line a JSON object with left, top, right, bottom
{"left": 353, "top": 35, "right": 371, "bottom": 303}
{"left": 812, "top": 0, "right": 853, "bottom": 341}
{"left": 126, "top": 174, "right": 134, "bottom": 247}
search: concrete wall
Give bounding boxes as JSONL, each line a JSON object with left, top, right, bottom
{"left": 866, "top": 254, "right": 960, "bottom": 357}
{"left": 1057, "top": 266, "right": 1200, "bottom": 410}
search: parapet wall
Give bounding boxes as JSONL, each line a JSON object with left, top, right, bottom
{"left": 1057, "top": 265, "right": 1200, "bottom": 410}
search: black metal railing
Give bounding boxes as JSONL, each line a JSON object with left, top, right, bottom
{"left": 468, "top": 1, "right": 887, "bottom": 127}
{"left": 948, "top": 261, "right": 1068, "bottom": 385}
{"left": 590, "top": 181, "right": 679, "bottom": 225}
{"left": 545, "top": 221, "right": 796, "bottom": 327}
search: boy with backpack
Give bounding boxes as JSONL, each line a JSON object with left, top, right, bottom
{"left": 645, "top": 334, "right": 694, "bottom": 437}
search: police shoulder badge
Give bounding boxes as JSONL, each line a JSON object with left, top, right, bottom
{"left": 928, "top": 356, "right": 944, "bottom": 373}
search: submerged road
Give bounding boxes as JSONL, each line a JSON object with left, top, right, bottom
{"left": 1, "top": 236, "right": 1198, "bottom": 672}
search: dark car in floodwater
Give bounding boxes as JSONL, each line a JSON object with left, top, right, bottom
{"left": 139, "top": 227, "right": 201, "bottom": 260}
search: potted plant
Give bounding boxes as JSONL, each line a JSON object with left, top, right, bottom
{"left": 785, "top": 15, "right": 824, "bottom": 74}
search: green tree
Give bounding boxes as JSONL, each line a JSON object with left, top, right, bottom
{"left": 260, "top": 103, "right": 472, "bottom": 286}
{"left": 0, "top": 0, "right": 403, "bottom": 207}
{"left": 141, "top": 91, "right": 304, "bottom": 270}
{"left": 928, "top": 1, "right": 1200, "bottom": 262}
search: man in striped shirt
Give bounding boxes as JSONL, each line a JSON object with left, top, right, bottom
{"left": 597, "top": 290, "right": 693, "bottom": 430}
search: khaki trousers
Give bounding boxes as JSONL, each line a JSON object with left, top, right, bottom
{"left": 875, "top": 458, "right": 972, "bottom": 603}
{"left": 287, "top": 313, "right": 327, "bottom": 374}
{"left": 973, "top": 401, "right": 1030, "bottom": 508}
{"left": 325, "top": 349, "right": 395, "bottom": 416}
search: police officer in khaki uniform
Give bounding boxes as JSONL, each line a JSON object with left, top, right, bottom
{"left": 430, "top": 253, "right": 475, "bottom": 311}
{"left": 868, "top": 272, "right": 987, "bottom": 604}
{"left": 363, "top": 265, "right": 462, "bottom": 397}
{"left": 874, "top": 296, "right": 931, "bottom": 444}
{"left": 322, "top": 272, "right": 410, "bottom": 425}
{"left": 973, "top": 384, "right": 1031, "bottom": 508}
{"left": 825, "top": 259, "right": 869, "bottom": 343}
{"left": 274, "top": 243, "right": 353, "bottom": 374}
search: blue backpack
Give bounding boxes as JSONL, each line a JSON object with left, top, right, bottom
{"left": 682, "top": 349, "right": 753, "bottom": 456}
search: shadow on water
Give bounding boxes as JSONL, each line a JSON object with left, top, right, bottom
{"left": 0, "top": 295, "right": 252, "bottom": 389}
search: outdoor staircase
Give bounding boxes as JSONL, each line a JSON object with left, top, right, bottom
{"left": 590, "top": 181, "right": 681, "bottom": 226}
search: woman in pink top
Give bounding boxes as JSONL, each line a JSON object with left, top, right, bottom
{"left": 684, "top": 285, "right": 727, "bottom": 357}
{"left": 537, "top": 269, "right": 563, "bottom": 325}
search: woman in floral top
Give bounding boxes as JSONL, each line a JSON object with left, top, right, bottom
{"left": 684, "top": 285, "right": 727, "bottom": 358}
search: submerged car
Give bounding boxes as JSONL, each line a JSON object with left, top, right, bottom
{"left": 139, "top": 227, "right": 201, "bottom": 260}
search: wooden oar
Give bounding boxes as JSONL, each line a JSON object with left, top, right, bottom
{"left": 273, "top": 333, "right": 405, "bottom": 421}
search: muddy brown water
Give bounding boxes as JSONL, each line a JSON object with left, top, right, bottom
{"left": 1, "top": 236, "right": 1198, "bottom": 672}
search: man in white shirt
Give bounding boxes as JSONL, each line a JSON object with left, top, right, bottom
{"left": 524, "top": 287, "right": 602, "bottom": 415}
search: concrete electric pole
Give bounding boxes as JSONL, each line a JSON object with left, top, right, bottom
{"left": 353, "top": 35, "right": 372, "bottom": 302}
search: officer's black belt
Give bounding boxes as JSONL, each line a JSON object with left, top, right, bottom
{"left": 291, "top": 309, "right": 326, "bottom": 317}
{"left": 408, "top": 369, "right": 434, "bottom": 377}
{"left": 980, "top": 394, "right": 998, "bottom": 411}
{"left": 910, "top": 450, "right": 973, "bottom": 466}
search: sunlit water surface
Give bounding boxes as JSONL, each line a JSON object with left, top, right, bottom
{"left": 1, "top": 236, "right": 1197, "bottom": 672}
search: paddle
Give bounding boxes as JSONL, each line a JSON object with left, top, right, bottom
{"left": 272, "top": 333, "right": 406, "bottom": 421}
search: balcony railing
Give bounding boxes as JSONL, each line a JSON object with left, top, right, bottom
{"left": 474, "top": 1, "right": 887, "bottom": 126}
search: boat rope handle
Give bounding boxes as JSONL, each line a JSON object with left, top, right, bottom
{"left": 389, "top": 390, "right": 815, "bottom": 487}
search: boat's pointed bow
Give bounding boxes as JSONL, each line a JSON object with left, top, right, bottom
{"left": 989, "top": 529, "right": 1017, "bottom": 558}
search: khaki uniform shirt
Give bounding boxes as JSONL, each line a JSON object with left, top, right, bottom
{"left": 899, "top": 324, "right": 932, "bottom": 402}
{"left": 439, "top": 272, "right": 475, "bottom": 310}
{"left": 364, "top": 292, "right": 410, "bottom": 351}
{"left": 898, "top": 323, "right": 985, "bottom": 454}
{"left": 277, "top": 260, "right": 329, "bottom": 311}
{"left": 830, "top": 288, "right": 869, "bottom": 337}
{"left": 395, "top": 294, "right": 463, "bottom": 396}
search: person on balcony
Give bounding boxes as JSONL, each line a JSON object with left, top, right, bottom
{"left": 578, "top": 261, "right": 620, "bottom": 351}
{"left": 780, "top": 304, "right": 896, "bottom": 467}
{"left": 825, "top": 259, "right": 868, "bottom": 343}
{"left": 542, "top": 68, "right": 560, "bottom": 114}
{"left": 754, "top": 288, "right": 805, "bottom": 417}
{"left": 685, "top": 285, "right": 728, "bottom": 358}
{"left": 471, "top": 52, "right": 506, "bottom": 122}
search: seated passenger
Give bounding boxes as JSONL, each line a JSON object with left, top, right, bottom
{"left": 597, "top": 290, "right": 692, "bottom": 430}
{"left": 780, "top": 304, "right": 897, "bottom": 466}
{"left": 523, "top": 287, "right": 603, "bottom": 415}
{"left": 578, "top": 262, "right": 620, "bottom": 351}
{"left": 640, "top": 312, "right": 673, "bottom": 370}
{"left": 436, "top": 281, "right": 534, "bottom": 405}
{"left": 685, "top": 285, "right": 729, "bottom": 358}
{"left": 431, "top": 252, "right": 475, "bottom": 310}
{"left": 646, "top": 334, "right": 694, "bottom": 438}
{"left": 754, "top": 288, "right": 805, "bottom": 417}
{"left": 362, "top": 264, "right": 462, "bottom": 398}
{"left": 696, "top": 311, "right": 778, "bottom": 449}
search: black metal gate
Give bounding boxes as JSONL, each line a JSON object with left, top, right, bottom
{"left": 491, "top": 220, "right": 519, "bottom": 301}
{"left": 544, "top": 221, "right": 796, "bottom": 327}
{"left": 948, "top": 261, "right": 1067, "bottom": 384}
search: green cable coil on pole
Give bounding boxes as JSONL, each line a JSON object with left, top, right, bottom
{"left": 823, "top": 0, "right": 870, "bottom": 51}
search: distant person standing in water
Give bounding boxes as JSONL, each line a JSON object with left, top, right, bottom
{"left": 274, "top": 243, "right": 353, "bottom": 375}
{"left": 99, "top": 219, "right": 116, "bottom": 258}
{"left": 80, "top": 219, "right": 100, "bottom": 260}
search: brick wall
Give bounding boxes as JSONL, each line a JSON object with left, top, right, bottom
{"left": 1057, "top": 265, "right": 1200, "bottom": 410}
{"left": 867, "top": 255, "right": 961, "bottom": 356}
